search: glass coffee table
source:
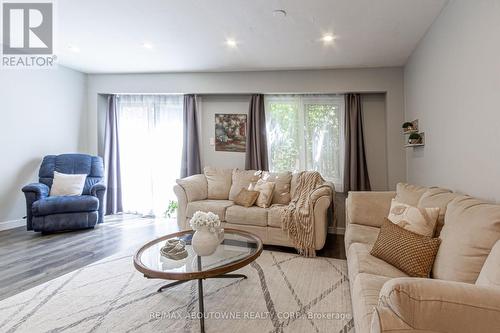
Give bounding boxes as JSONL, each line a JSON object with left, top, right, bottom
{"left": 133, "top": 228, "right": 263, "bottom": 333}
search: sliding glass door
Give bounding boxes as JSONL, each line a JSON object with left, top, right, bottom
{"left": 117, "top": 95, "right": 183, "bottom": 217}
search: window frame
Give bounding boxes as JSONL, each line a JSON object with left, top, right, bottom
{"left": 265, "top": 94, "right": 345, "bottom": 192}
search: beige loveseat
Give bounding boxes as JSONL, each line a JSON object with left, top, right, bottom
{"left": 173, "top": 167, "right": 334, "bottom": 250}
{"left": 346, "top": 183, "right": 500, "bottom": 333}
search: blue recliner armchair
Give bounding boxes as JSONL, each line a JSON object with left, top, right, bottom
{"left": 22, "top": 154, "right": 107, "bottom": 233}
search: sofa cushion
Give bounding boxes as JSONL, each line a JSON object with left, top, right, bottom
{"left": 433, "top": 196, "right": 500, "bottom": 283}
{"left": 228, "top": 169, "right": 261, "bottom": 200}
{"left": 394, "top": 183, "right": 428, "bottom": 206}
{"left": 348, "top": 243, "right": 408, "bottom": 281}
{"left": 476, "top": 240, "right": 500, "bottom": 288}
{"left": 267, "top": 205, "right": 284, "bottom": 228}
{"left": 351, "top": 273, "right": 391, "bottom": 333}
{"left": 186, "top": 200, "right": 233, "bottom": 221}
{"left": 387, "top": 199, "right": 439, "bottom": 237}
{"left": 417, "top": 187, "right": 459, "bottom": 236}
{"left": 225, "top": 205, "right": 268, "bottom": 227}
{"left": 204, "top": 167, "right": 232, "bottom": 200}
{"left": 32, "top": 195, "right": 99, "bottom": 216}
{"left": 49, "top": 171, "right": 87, "bottom": 197}
{"left": 345, "top": 224, "right": 380, "bottom": 250}
{"left": 262, "top": 171, "right": 292, "bottom": 205}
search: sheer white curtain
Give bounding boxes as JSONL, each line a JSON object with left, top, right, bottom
{"left": 117, "top": 95, "right": 183, "bottom": 217}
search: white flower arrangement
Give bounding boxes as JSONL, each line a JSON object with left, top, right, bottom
{"left": 190, "top": 211, "right": 221, "bottom": 233}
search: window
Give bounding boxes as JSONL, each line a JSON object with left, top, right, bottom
{"left": 265, "top": 95, "right": 345, "bottom": 191}
{"left": 117, "top": 95, "right": 183, "bottom": 217}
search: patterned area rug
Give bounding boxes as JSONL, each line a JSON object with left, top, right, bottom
{"left": 0, "top": 251, "right": 353, "bottom": 333}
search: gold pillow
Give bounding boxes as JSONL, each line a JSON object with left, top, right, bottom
{"left": 371, "top": 219, "right": 441, "bottom": 278}
{"left": 388, "top": 199, "right": 440, "bottom": 237}
{"left": 261, "top": 171, "right": 292, "bottom": 205}
{"left": 249, "top": 180, "right": 275, "bottom": 208}
{"left": 233, "top": 189, "right": 260, "bottom": 208}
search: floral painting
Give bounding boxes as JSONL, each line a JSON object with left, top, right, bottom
{"left": 215, "top": 113, "right": 247, "bottom": 152}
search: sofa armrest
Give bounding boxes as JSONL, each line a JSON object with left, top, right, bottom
{"left": 174, "top": 184, "right": 189, "bottom": 230}
{"left": 346, "top": 191, "right": 395, "bottom": 228}
{"left": 90, "top": 182, "right": 106, "bottom": 224}
{"left": 22, "top": 182, "right": 50, "bottom": 198}
{"left": 22, "top": 183, "right": 50, "bottom": 231}
{"left": 372, "top": 277, "right": 500, "bottom": 333}
{"left": 176, "top": 174, "right": 208, "bottom": 202}
{"left": 310, "top": 183, "right": 334, "bottom": 250}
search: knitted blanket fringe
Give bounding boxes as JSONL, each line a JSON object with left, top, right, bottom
{"left": 280, "top": 171, "right": 329, "bottom": 257}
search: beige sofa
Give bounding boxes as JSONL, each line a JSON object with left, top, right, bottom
{"left": 173, "top": 167, "right": 334, "bottom": 250}
{"left": 346, "top": 183, "right": 500, "bottom": 333}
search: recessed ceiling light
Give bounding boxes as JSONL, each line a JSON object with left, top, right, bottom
{"left": 272, "top": 9, "right": 287, "bottom": 18}
{"left": 225, "top": 38, "right": 238, "bottom": 48}
{"left": 142, "top": 42, "right": 153, "bottom": 49}
{"left": 321, "top": 34, "right": 336, "bottom": 44}
{"left": 67, "top": 45, "right": 80, "bottom": 53}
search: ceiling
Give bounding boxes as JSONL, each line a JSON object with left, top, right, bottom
{"left": 56, "top": 0, "right": 447, "bottom": 73}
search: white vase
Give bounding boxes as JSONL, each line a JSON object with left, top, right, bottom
{"left": 192, "top": 227, "right": 219, "bottom": 256}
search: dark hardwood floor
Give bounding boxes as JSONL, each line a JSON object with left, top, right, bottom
{"left": 0, "top": 215, "right": 345, "bottom": 301}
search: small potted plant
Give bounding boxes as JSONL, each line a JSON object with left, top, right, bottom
{"left": 408, "top": 133, "right": 422, "bottom": 145}
{"left": 402, "top": 122, "right": 415, "bottom": 133}
{"left": 164, "top": 200, "right": 178, "bottom": 218}
{"left": 190, "top": 211, "right": 222, "bottom": 256}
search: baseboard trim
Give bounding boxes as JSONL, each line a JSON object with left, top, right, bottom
{"left": 328, "top": 226, "right": 345, "bottom": 235}
{"left": 0, "top": 218, "right": 25, "bottom": 231}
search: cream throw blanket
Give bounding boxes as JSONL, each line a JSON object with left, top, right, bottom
{"left": 280, "top": 171, "right": 330, "bottom": 257}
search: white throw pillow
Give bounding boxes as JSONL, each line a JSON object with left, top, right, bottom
{"left": 50, "top": 171, "right": 87, "bottom": 196}
{"left": 387, "top": 199, "right": 440, "bottom": 237}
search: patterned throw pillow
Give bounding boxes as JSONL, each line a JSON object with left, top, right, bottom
{"left": 249, "top": 180, "right": 275, "bottom": 208}
{"left": 388, "top": 199, "right": 440, "bottom": 237}
{"left": 233, "top": 189, "right": 260, "bottom": 208}
{"left": 371, "top": 219, "right": 441, "bottom": 277}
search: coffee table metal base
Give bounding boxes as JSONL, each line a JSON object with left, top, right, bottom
{"left": 155, "top": 256, "right": 248, "bottom": 333}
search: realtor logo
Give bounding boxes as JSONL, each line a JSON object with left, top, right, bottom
{"left": 2, "top": 1, "right": 55, "bottom": 68}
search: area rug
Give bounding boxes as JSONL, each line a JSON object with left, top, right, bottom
{"left": 0, "top": 251, "right": 354, "bottom": 333}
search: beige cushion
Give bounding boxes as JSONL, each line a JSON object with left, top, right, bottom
{"left": 433, "top": 196, "right": 500, "bottom": 283}
{"left": 371, "top": 219, "right": 441, "bottom": 278}
{"left": 417, "top": 187, "right": 459, "bottom": 236}
{"left": 351, "top": 273, "right": 391, "bottom": 333}
{"left": 228, "top": 169, "right": 261, "bottom": 200}
{"left": 476, "top": 240, "right": 500, "bottom": 287}
{"left": 176, "top": 174, "right": 208, "bottom": 202}
{"left": 267, "top": 205, "right": 284, "bottom": 228}
{"left": 233, "top": 188, "right": 260, "bottom": 207}
{"left": 50, "top": 171, "right": 86, "bottom": 196}
{"left": 250, "top": 180, "right": 275, "bottom": 208}
{"left": 348, "top": 243, "right": 408, "bottom": 281}
{"left": 346, "top": 191, "right": 396, "bottom": 228}
{"left": 186, "top": 200, "right": 233, "bottom": 221}
{"left": 394, "top": 183, "right": 428, "bottom": 206}
{"left": 345, "top": 223, "right": 380, "bottom": 250}
{"left": 204, "top": 166, "right": 232, "bottom": 200}
{"left": 225, "top": 205, "right": 267, "bottom": 227}
{"left": 387, "top": 199, "right": 439, "bottom": 237}
{"left": 262, "top": 171, "right": 292, "bottom": 205}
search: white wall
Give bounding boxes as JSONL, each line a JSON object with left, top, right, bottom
{"left": 88, "top": 67, "right": 406, "bottom": 189}
{"left": 404, "top": 0, "right": 500, "bottom": 202}
{"left": 0, "top": 66, "right": 88, "bottom": 227}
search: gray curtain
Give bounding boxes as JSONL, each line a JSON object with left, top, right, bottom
{"left": 104, "top": 95, "right": 123, "bottom": 214}
{"left": 245, "top": 94, "right": 269, "bottom": 171}
{"left": 181, "top": 94, "right": 202, "bottom": 178}
{"left": 344, "top": 93, "right": 371, "bottom": 192}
